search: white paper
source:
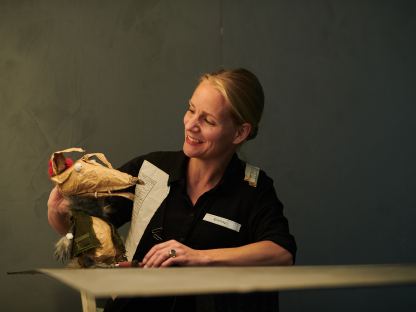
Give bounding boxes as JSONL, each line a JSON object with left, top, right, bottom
{"left": 125, "top": 160, "right": 170, "bottom": 260}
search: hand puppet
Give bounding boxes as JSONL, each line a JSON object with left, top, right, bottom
{"left": 48, "top": 147, "right": 142, "bottom": 268}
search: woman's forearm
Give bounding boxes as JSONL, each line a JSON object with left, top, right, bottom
{"left": 202, "top": 241, "right": 293, "bottom": 266}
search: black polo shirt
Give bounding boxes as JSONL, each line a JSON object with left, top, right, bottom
{"left": 108, "top": 151, "right": 296, "bottom": 260}
{"left": 105, "top": 151, "right": 296, "bottom": 312}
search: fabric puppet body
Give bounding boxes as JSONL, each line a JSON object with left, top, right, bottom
{"left": 49, "top": 147, "right": 142, "bottom": 268}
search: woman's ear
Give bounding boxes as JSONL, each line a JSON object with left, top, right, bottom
{"left": 233, "top": 123, "right": 252, "bottom": 145}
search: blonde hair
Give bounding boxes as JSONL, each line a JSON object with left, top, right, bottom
{"left": 200, "top": 68, "right": 264, "bottom": 140}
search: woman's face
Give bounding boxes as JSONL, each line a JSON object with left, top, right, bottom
{"left": 183, "top": 81, "right": 242, "bottom": 162}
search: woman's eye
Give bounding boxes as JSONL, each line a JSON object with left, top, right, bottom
{"left": 205, "top": 118, "right": 215, "bottom": 125}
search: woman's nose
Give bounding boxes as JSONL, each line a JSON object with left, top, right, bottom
{"left": 185, "top": 114, "right": 200, "bottom": 131}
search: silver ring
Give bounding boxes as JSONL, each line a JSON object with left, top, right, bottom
{"left": 168, "top": 249, "right": 176, "bottom": 258}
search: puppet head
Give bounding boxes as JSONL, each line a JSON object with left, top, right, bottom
{"left": 49, "top": 147, "right": 142, "bottom": 200}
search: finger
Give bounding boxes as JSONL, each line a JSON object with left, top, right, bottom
{"left": 144, "top": 244, "right": 172, "bottom": 267}
{"left": 142, "top": 240, "right": 179, "bottom": 264}
{"left": 161, "top": 256, "right": 182, "bottom": 267}
{"left": 48, "top": 188, "right": 67, "bottom": 214}
{"left": 48, "top": 187, "right": 58, "bottom": 204}
{"left": 160, "top": 245, "right": 189, "bottom": 267}
{"left": 152, "top": 252, "right": 170, "bottom": 268}
{"left": 145, "top": 249, "right": 171, "bottom": 268}
{"left": 153, "top": 245, "right": 181, "bottom": 267}
{"left": 146, "top": 243, "right": 183, "bottom": 268}
{"left": 142, "top": 242, "right": 167, "bottom": 264}
{"left": 50, "top": 186, "right": 63, "bottom": 200}
{"left": 142, "top": 246, "right": 157, "bottom": 264}
{"left": 142, "top": 250, "right": 159, "bottom": 267}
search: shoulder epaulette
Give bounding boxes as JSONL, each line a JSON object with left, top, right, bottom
{"left": 244, "top": 163, "right": 260, "bottom": 187}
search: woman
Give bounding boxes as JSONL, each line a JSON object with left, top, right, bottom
{"left": 48, "top": 68, "right": 296, "bottom": 311}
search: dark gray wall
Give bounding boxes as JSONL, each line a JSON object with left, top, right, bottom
{"left": 1, "top": 1, "right": 415, "bottom": 311}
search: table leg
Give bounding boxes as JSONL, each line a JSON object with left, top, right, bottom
{"left": 80, "top": 290, "right": 96, "bottom": 312}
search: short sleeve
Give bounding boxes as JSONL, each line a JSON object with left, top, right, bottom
{"left": 248, "top": 173, "right": 297, "bottom": 260}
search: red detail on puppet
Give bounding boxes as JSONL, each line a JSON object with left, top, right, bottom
{"left": 48, "top": 158, "right": 74, "bottom": 177}
{"left": 65, "top": 158, "right": 74, "bottom": 168}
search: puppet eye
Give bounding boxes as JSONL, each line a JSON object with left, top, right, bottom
{"left": 74, "top": 162, "right": 83, "bottom": 172}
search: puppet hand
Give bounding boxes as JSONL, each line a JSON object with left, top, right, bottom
{"left": 141, "top": 240, "right": 209, "bottom": 268}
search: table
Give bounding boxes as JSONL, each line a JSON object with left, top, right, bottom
{"left": 38, "top": 264, "right": 416, "bottom": 312}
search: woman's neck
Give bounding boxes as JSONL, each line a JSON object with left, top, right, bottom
{"left": 187, "top": 152, "right": 234, "bottom": 190}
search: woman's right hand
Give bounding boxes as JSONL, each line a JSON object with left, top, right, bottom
{"left": 48, "top": 186, "right": 70, "bottom": 214}
{"left": 47, "top": 186, "right": 71, "bottom": 235}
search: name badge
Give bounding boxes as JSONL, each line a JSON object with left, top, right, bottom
{"left": 203, "top": 213, "right": 241, "bottom": 232}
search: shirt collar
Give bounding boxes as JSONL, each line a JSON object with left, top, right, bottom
{"left": 167, "top": 151, "right": 188, "bottom": 185}
{"left": 215, "top": 153, "right": 245, "bottom": 192}
{"left": 167, "top": 151, "right": 244, "bottom": 192}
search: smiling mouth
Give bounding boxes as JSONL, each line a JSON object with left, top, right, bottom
{"left": 186, "top": 135, "right": 203, "bottom": 144}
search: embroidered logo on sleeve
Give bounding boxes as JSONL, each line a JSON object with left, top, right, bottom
{"left": 244, "top": 163, "right": 260, "bottom": 187}
{"left": 203, "top": 213, "right": 241, "bottom": 232}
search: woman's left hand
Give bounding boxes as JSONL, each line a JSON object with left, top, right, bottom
{"left": 141, "top": 240, "right": 208, "bottom": 268}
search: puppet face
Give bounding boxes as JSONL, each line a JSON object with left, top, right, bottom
{"left": 49, "top": 148, "right": 141, "bottom": 200}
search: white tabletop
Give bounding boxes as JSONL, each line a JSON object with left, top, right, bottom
{"left": 38, "top": 264, "right": 416, "bottom": 298}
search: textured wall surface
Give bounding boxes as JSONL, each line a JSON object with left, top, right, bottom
{"left": 1, "top": 0, "right": 415, "bottom": 311}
